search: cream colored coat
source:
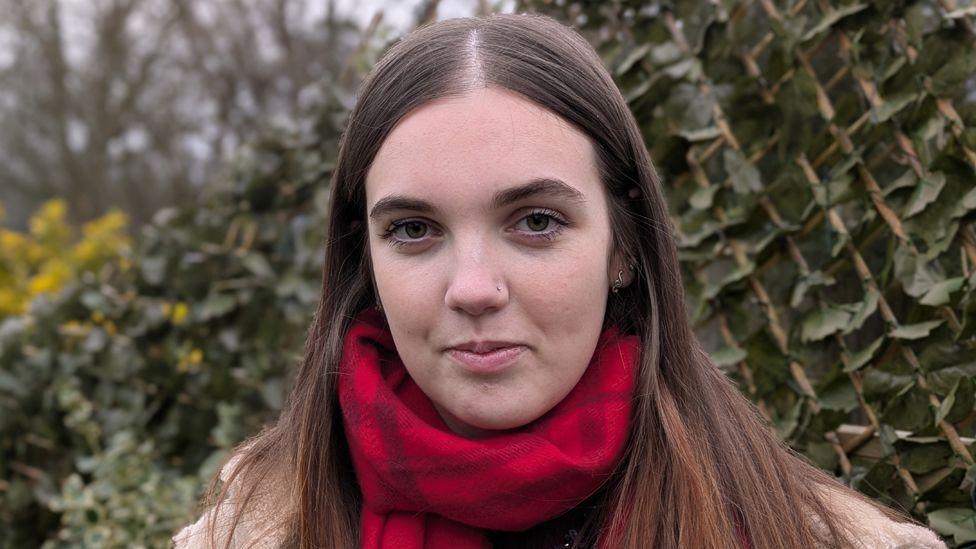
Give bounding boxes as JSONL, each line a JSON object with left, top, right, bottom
{"left": 173, "top": 455, "right": 948, "bottom": 549}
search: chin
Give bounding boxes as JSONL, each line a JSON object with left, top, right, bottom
{"left": 455, "top": 404, "right": 548, "bottom": 432}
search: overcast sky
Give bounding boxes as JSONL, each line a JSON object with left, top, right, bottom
{"left": 334, "top": 0, "right": 518, "bottom": 34}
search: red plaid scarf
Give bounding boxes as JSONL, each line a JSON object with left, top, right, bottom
{"left": 338, "top": 308, "right": 639, "bottom": 548}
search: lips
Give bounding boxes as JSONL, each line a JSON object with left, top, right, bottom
{"left": 446, "top": 341, "right": 527, "bottom": 374}
{"left": 450, "top": 340, "right": 523, "bottom": 354}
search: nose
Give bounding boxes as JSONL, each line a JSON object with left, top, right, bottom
{"left": 444, "top": 242, "right": 508, "bottom": 316}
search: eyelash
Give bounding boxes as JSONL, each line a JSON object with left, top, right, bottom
{"left": 378, "top": 208, "right": 569, "bottom": 249}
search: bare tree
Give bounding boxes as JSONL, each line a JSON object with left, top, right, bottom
{"left": 0, "top": 0, "right": 364, "bottom": 228}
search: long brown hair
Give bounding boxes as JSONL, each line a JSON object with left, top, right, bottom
{"left": 203, "top": 13, "right": 919, "bottom": 548}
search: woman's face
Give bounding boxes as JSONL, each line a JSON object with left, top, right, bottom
{"left": 364, "top": 86, "right": 628, "bottom": 438}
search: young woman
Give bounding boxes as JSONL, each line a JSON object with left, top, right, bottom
{"left": 174, "top": 13, "right": 947, "bottom": 549}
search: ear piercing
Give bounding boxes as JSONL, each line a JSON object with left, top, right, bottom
{"left": 611, "top": 271, "right": 625, "bottom": 294}
{"left": 611, "top": 261, "right": 637, "bottom": 294}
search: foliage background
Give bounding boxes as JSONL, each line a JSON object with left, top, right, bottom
{"left": 2, "top": 0, "right": 976, "bottom": 547}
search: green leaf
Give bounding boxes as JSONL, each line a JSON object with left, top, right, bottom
{"left": 920, "top": 277, "right": 966, "bottom": 306}
{"left": 649, "top": 42, "right": 683, "bottom": 66}
{"left": 801, "top": 304, "right": 851, "bottom": 342}
{"left": 790, "top": 271, "right": 836, "bottom": 308}
{"left": 944, "top": 376, "right": 975, "bottom": 424}
{"left": 844, "top": 335, "right": 885, "bottom": 372}
{"left": 678, "top": 126, "right": 722, "bottom": 142}
{"left": 819, "top": 378, "right": 859, "bottom": 412}
{"left": 935, "top": 378, "right": 960, "bottom": 426}
{"left": 711, "top": 345, "right": 747, "bottom": 367}
{"left": 615, "top": 43, "right": 651, "bottom": 76}
{"left": 890, "top": 319, "right": 944, "bottom": 340}
{"left": 774, "top": 399, "right": 803, "bottom": 439}
{"left": 883, "top": 170, "right": 917, "bottom": 196}
{"left": 199, "top": 292, "right": 237, "bottom": 320}
{"left": 241, "top": 252, "right": 274, "bottom": 279}
{"left": 689, "top": 184, "right": 720, "bottom": 210}
{"left": 903, "top": 172, "right": 946, "bottom": 218}
{"left": 872, "top": 91, "right": 919, "bottom": 124}
{"left": 843, "top": 288, "right": 879, "bottom": 334}
{"left": 899, "top": 441, "right": 953, "bottom": 474}
{"left": 801, "top": 3, "right": 868, "bottom": 41}
{"left": 894, "top": 244, "right": 942, "bottom": 298}
{"left": 139, "top": 255, "right": 167, "bottom": 286}
{"left": 723, "top": 148, "right": 763, "bottom": 194}
{"left": 878, "top": 423, "right": 899, "bottom": 458}
{"left": 928, "top": 508, "right": 976, "bottom": 543}
{"left": 882, "top": 384, "right": 933, "bottom": 431}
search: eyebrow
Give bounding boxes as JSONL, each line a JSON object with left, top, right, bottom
{"left": 367, "top": 177, "right": 587, "bottom": 221}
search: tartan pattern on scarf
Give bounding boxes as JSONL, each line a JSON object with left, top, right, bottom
{"left": 338, "top": 309, "right": 639, "bottom": 549}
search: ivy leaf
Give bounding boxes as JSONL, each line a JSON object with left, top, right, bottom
{"left": 894, "top": 244, "right": 942, "bottom": 298}
{"left": 199, "top": 292, "right": 237, "bottom": 320}
{"left": 928, "top": 508, "right": 976, "bottom": 543}
{"left": 801, "top": 3, "right": 868, "bottom": 42}
{"left": 678, "top": 126, "right": 722, "bottom": 142}
{"left": 903, "top": 172, "right": 946, "bottom": 219}
{"left": 241, "top": 252, "right": 274, "bottom": 279}
{"left": 899, "top": 441, "right": 953, "bottom": 474}
{"left": 872, "top": 91, "right": 919, "bottom": 124}
{"left": 890, "top": 319, "right": 944, "bottom": 340}
{"left": 790, "top": 270, "right": 836, "bottom": 308}
{"left": 724, "top": 148, "right": 763, "bottom": 194}
{"left": 844, "top": 336, "right": 885, "bottom": 372}
{"left": 801, "top": 304, "right": 851, "bottom": 342}
{"left": 818, "top": 377, "right": 859, "bottom": 412}
{"left": 711, "top": 345, "right": 747, "bottom": 368}
{"left": 935, "top": 378, "right": 960, "bottom": 426}
{"left": 883, "top": 170, "right": 917, "bottom": 196}
{"left": 878, "top": 423, "right": 899, "bottom": 458}
{"left": 920, "top": 277, "right": 966, "bottom": 307}
{"left": 843, "top": 288, "right": 880, "bottom": 334}
{"left": 614, "top": 43, "right": 651, "bottom": 76}
{"left": 689, "top": 184, "right": 720, "bottom": 210}
{"left": 650, "top": 42, "right": 683, "bottom": 66}
{"left": 942, "top": 377, "right": 975, "bottom": 425}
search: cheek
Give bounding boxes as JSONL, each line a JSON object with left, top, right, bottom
{"left": 516, "top": 244, "right": 609, "bottom": 318}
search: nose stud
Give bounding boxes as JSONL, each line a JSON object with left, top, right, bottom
{"left": 496, "top": 285, "right": 502, "bottom": 292}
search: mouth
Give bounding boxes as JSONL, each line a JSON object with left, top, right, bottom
{"left": 445, "top": 342, "right": 527, "bottom": 374}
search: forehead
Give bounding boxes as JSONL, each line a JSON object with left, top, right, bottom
{"left": 365, "top": 87, "right": 602, "bottom": 204}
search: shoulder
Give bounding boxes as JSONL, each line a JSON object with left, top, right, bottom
{"left": 811, "top": 483, "right": 947, "bottom": 549}
{"left": 172, "top": 453, "right": 287, "bottom": 549}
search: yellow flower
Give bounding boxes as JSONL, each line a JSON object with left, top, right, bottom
{"left": 59, "top": 320, "right": 93, "bottom": 337}
{"left": 102, "top": 320, "right": 118, "bottom": 336}
{"left": 29, "top": 199, "right": 70, "bottom": 249}
{"left": 0, "top": 229, "right": 35, "bottom": 265}
{"left": 72, "top": 209, "right": 130, "bottom": 267}
{"left": 177, "top": 347, "right": 204, "bottom": 372}
{"left": 0, "top": 287, "right": 25, "bottom": 316}
{"left": 170, "top": 302, "right": 189, "bottom": 325}
{"left": 82, "top": 210, "right": 128, "bottom": 238}
{"left": 188, "top": 348, "right": 203, "bottom": 364}
{"left": 28, "top": 259, "right": 72, "bottom": 296}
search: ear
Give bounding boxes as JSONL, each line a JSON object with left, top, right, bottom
{"left": 609, "top": 250, "right": 635, "bottom": 289}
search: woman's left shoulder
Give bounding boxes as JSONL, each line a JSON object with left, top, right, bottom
{"left": 814, "top": 483, "right": 947, "bottom": 549}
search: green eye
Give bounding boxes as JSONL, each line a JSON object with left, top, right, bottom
{"left": 404, "top": 221, "right": 427, "bottom": 239}
{"left": 525, "top": 213, "right": 550, "bottom": 231}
